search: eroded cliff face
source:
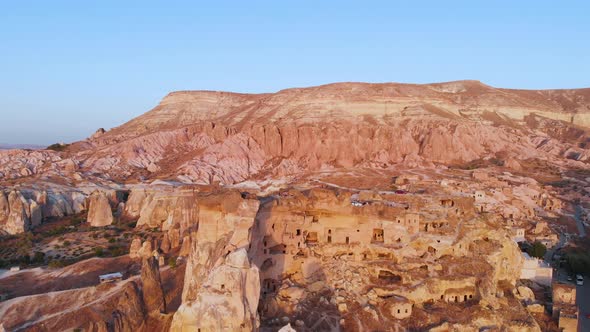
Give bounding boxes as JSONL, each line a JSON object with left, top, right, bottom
{"left": 0, "top": 281, "right": 148, "bottom": 332}
{"left": 169, "top": 191, "right": 261, "bottom": 331}
{"left": 3, "top": 81, "right": 589, "bottom": 187}
{"left": 59, "top": 81, "right": 587, "bottom": 184}
{"left": 128, "top": 187, "right": 199, "bottom": 233}
{"left": 0, "top": 186, "right": 105, "bottom": 234}
{"left": 170, "top": 249, "right": 260, "bottom": 332}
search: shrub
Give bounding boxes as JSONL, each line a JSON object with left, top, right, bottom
{"left": 46, "top": 143, "right": 68, "bottom": 151}
{"left": 16, "top": 233, "right": 33, "bottom": 256}
{"left": 70, "top": 217, "right": 84, "bottom": 226}
{"left": 527, "top": 241, "right": 547, "bottom": 259}
{"left": 63, "top": 240, "right": 71, "bottom": 247}
{"left": 48, "top": 260, "right": 65, "bottom": 268}
{"left": 565, "top": 252, "right": 590, "bottom": 275}
{"left": 32, "top": 251, "right": 45, "bottom": 263}
{"left": 108, "top": 238, "right": 116, "bottom": 243}
{"left": 19, "top": 254, "right": 31, "bottom": 264}
{"left": 94, "top": 247, "right": 104, "bottom": 257}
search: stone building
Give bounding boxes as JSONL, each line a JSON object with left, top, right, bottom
{"left": 520, "top": 253, "right": 552, "bottom": 286}
{"left": 442, "top": 287, "right": 477, "bottom": 303}
{"left": 552, "top": 282, "right": 578, "bottom": 332}
{"left": 387, "top": 296, "right": 413, "bottom": 319}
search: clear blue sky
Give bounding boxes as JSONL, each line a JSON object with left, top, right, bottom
{"left": 1, "top": 1, "right": 589, "bottom": 145}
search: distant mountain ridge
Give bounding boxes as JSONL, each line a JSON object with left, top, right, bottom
{"left": 2, "top": 80, "right": 590, "bottom": 185}
{"left": 0, "top": 143, "right": 45, "bottom": 150}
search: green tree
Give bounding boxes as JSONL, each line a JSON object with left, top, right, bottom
{"left": 46, "top": 143, "right": 68, "bottom": 151}
{"left": 565, "top": 252, "right": 590, "bottom": 275}
{"left": 528, "top": 241, "right": 547, "bottom": 259}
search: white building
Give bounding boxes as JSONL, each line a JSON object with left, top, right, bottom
{"left": 99, "top": 272, "right": 123, "bottom": 283}
{"left": 511, "top": 227, "right": 526, "bottom": 243}
{"left": 520, "top": 253, "right": 552, "bottom": 286}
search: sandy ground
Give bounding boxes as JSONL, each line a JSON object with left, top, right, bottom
{"left": 0, "top": 255, "right": 140, "bottom": 299}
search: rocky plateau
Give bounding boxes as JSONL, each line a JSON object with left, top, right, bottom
{"left": 1, "top": 80, "right": 590, "bottom": 331}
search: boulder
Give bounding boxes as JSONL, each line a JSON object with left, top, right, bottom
{"left": 1, "top": 190, "right": 32, "bottom": 234}
{"left": 87, "top": 191, "right": 113, "bottom": 227}
{"left": 278, "top": 323, "right": 297, "bottom": 332}
{"left": 514, "top": 286, "right": 535, "bottom": 302}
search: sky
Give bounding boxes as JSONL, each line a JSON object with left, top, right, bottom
{"left": 0, "top": 1, "right": 589, "bottom": 145}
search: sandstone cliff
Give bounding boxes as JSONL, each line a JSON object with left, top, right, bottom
{"left": 170, "top": 191, "right": 261, "bottom": 331}
{"left": 3, "top": 81, "right": 588, "bottom": 186}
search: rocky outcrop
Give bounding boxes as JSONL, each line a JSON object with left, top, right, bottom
{"left": 129, "top": 237, "right": 143, "bottom": 259}
{"left": 0, "top": 190, "right": 32, "bottom": 234}
{"left": 2, "top": 81, "right": 590, "bottom": 185}
{"left": 170, "top": 191, "right": 261, "bottom": 331}
{"left": 37, "top": 189, "right": 87, "bottom": 218}
{"left": 141, "top": 256, "right": 166, "bottom": 314}
{"left": 0, "top": 149, "right": 63, "bottom": 180}
{"left": 130, "top": 238, "right": 156, "bottom": 260}
{"left": 0, "top": 281, "right": 148, "bottom": 331}
{"left": 34, "top": 81, "right": 581, "bottom": 184}
{"left": 170, "top": 249, "right": 260, "bottom": 332}
{"left": 0, "top": 187, "right": 92, "bottom": 234}
{"left": 87, "top": 190, "right": 113, "bottom": 227}
{"left": 126, "top": 188, "right": 199, "bottom": 232}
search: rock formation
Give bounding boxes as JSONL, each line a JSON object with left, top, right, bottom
{"left": 0, "top": 280, "right": 148, "bottom": 331}
{"left": 3, "top": 81, "right": 590, "bottom": 186}
{"left": 1, "top": 80, "right": 588, "bottom": 331}
{"left": 170, "top": 191, "right": 261, "bottom": 331}
{"left": 170, "top": 249, "right": 260, "bottom": 332}
{"left": 0, "top": 190, "right": 32, "bottom": 234}
{"left": 87, "top": 190, "right": 114, "bottom": 227}
{"left": 141, "top": 256, "right": 167, "bottom": 314}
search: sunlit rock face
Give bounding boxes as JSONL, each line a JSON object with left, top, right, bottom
{"left": 129, "top": 188, "right": 199, "bottom": 232}
{"left": 4, "top": 81, "right": 590, "bottom": 187}
{"left": 170, "top": 249, "right": 260, "bottom": 332}
{"left": 87, "top": 190, "right": 114, "bottom": 227}
{"left": 0, "top": 190, "right": 32, "bottom": 234}
{"left": 170, "top": 192, "right": 261, "bottom": 331}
